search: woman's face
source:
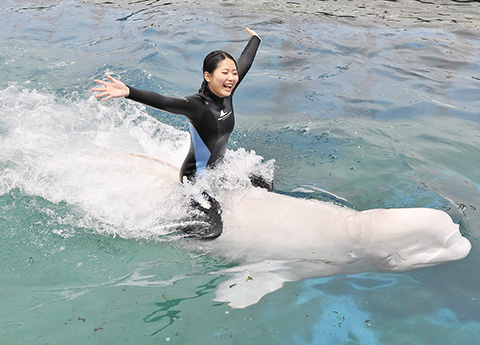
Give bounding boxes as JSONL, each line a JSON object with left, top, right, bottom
{"left": 204, "top": 58, "right": 239, "bottom": 98}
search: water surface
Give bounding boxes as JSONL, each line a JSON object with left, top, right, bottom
{"left": 1, "top": 0, "right": 479, "bottom": 344}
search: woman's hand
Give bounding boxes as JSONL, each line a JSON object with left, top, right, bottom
{"left": 91, "top": 74, "right": 130, "bottom": 101}
{"left": 246, "top": 27, "right": 261, "bottom": 40}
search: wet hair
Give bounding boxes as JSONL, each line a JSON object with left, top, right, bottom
{"left": 198, "top": 50, "right": 237, "bottom": 94}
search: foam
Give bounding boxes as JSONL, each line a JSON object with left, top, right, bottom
{"left": 0, "top": 85, "right": 274, "bottom": 239}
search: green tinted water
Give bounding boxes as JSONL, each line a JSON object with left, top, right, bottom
{"left": 1, "top": 1, "right": 479, "bottom": 344}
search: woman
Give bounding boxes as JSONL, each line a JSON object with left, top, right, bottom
{"left": 92, "top": 28, "right": 262, "bottom": 239}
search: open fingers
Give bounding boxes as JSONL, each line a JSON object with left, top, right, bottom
{"left": 91, "top": 86, "right": 107, "bottom": 92}
{"left": 101, "top": 95, "right": 113, "bottom": 102}
{"left": 106, "top": 74, "right": 117, "bottom": 83}
{"left": 93, "top": 91, "right": 108, "bottom": 99}
{"left": 93, "top": 79, "right": 109, "bottom": 86}
{"left": 91, "top": 74, "right": 127, "bottom": 101}
{"left": 246, "top": 27, "right": 259, "bottom": 37}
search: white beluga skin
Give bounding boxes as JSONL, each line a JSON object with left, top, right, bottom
{"left": 127, "top": 153, "right": 472, "bottom": 308}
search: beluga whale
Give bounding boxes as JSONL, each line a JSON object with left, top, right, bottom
{"left": 126, "top": 153, "right": 472, "bottom": 309}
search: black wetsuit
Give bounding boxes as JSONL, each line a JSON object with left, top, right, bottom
{"left": 127, "top": 36, "right": 261, "bottom": 182}
{"left": 125, "top": 36, "right": 261, "bottom": 239}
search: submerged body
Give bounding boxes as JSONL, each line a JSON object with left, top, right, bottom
{"left": 210, "top": 188, "right": 471, "bottom": 307}
{"left": 127, "top": 154, "right": 472, "bottom": 308}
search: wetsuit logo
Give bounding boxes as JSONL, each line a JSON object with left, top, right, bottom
{"left": 219, "top": 110, "right": 232, "bottom": 121}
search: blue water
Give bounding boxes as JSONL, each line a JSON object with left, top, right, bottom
{"left": 1, "top": 0, "right": 480, "bottom": 344}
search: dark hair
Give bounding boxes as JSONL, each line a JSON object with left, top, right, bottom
{"left": 199, "top": 50, "right": 237, "bottom": 94}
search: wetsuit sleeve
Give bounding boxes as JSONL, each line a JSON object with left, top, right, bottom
{"left": 126, "top": 86, "right": 197, "bottom": 119}
{"left": 236, "top": 36, "right": 261, "bottom": 86}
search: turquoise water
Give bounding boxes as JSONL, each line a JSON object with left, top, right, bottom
{"left": 1, "top": 0, "right": 480, "bottom": 344}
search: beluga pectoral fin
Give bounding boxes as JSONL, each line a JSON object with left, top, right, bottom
{"left": 212, "top": 261, "right": 296, "bottom": 309}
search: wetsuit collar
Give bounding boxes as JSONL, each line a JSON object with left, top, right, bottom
{"left": 200, "top": 84, "right": 225, "bottom": 104}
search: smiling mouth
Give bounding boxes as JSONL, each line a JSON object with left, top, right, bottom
{"left": 224, "top": 84, "right": 234, "bottom": 92}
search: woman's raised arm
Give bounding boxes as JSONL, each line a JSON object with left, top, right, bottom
{"left": 235, "top": 28, "right": 261, "bottom": 86}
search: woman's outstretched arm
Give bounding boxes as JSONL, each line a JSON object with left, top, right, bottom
{"left": 91, "top": 74, "right": 197, "bottom": 119}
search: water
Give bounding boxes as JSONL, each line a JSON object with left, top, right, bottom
{"left": 1, "top": 0, "right": 480, "bottom": 343}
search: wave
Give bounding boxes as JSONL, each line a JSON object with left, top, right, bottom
{"left": 0, "top": 85, "right": 274, "bottom": 240}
